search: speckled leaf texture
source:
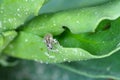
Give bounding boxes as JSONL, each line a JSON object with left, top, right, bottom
{"left": 0, "top": 0, "right": 120, "bottom": 80}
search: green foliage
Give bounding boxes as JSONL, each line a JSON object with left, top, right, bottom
{"left": 0, "top": 0, "right": 120, "bottom": 80}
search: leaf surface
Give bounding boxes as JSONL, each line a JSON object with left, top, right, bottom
{"left": 4, "top": 0, "right": 120, "bottom": 63}
{"left": 58, "top": 51, "right": 120, "bottom": 79}
{"left": 0, "top": 60, "right": 108, "bottom": 80}
{"left": 0, "top": 0, "right": 45, "bottom": 32}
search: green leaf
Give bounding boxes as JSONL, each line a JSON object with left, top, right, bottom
{"left": 40, "top": 0, "right": 111, "bottom": 14}
{"left": 2, "top": 0, "right": 120, "bottom": 63}
{"left": 4, "top": 17, "right": 120, "bottom": 63}
{"left": 1, "top": 0, "right": 120, "bottom": 80}
{"left": 57, "top": 51, "right": 120, "bottom": 80}
{"left": 0, "top": 60, "right": 109, "bottom": 80}
{"left": 0, "top": 0, "right": 45, "bottom": 32}
{"left": 57, "top": 18, "right": 120, "bottom": 56}
{"left": 3, "top": 31, "right": 95, "bottom": 63}
{"left": 23, "top": 0, "right": 120, "bottom": 34}
{"left": 0, "top": 31, "right": 17, "bottom": 53}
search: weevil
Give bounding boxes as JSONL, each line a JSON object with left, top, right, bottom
{"left": 44, "top": 33, "right": 58, "bottom": 50}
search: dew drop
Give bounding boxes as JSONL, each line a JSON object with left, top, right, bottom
{"left": 73, "top": 49, "right": 78, "bottom": 53}
{"left": 17, "top": 14, "right": 21, "bottom": 17}
{"left": 44, "top": 52, "right": 49, "bottom": 56}
{"left": 25, "top": 39, "right": 28, "bottom": 42}
{"left": 63, "top": 58, "right": 66, "bottom": 61}
{"left": 8, "top": 18, "right": 12, "bottom": 23}
{"left": 44, "top": 52, "right": 55, "bottom": 59}
{"left": 78, "top": 51, "right": 82, "bottom": 56}
{"left": 17, "top": 8, "right": 20, "bottom": 12}
{"left": 53, "top": 23, "right": 56, "bottom": 26}
{"left": 76, "top": 20, "right": 80, "bottom": 24}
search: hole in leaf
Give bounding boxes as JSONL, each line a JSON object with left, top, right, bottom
{"left": 95, "top": 20, "right": 111, "bottom": 32}
{"left": 56, "top": 19, "right": 117, "bottom": 56}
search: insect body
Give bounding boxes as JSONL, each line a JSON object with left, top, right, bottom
{"left": 44, "top": 33, "right": 58, "bottom": 50}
